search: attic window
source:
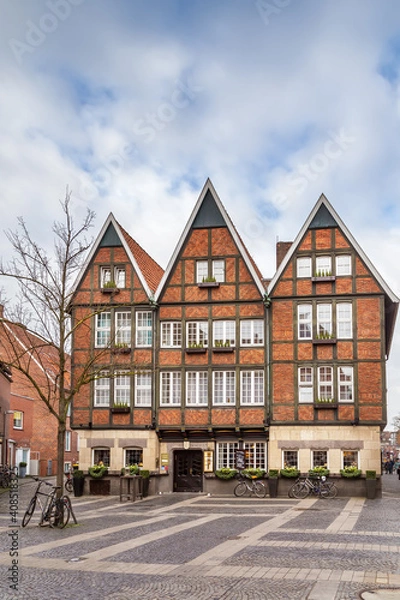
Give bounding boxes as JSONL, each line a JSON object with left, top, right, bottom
{"left": 297, "top": 257, "right": 311, "bottom": 278}
{"left": 196, "top": 260, "right": 224, "bottom": 284}
{"left": 100, "top": 266, "right": 125, "bottom": 289}
{"left": 336, "top": 255, "right": 351, "bottom": 276}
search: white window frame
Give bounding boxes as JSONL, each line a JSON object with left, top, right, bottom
{"left": 283, "top": 450, "right": 298, "bottom": 469}
{"left": 298, "top": 304, "right": 312, "bottom": 340}
{"left": 136, "top": 311, "right": 152, "bottom": 347}
{"left": 298, "top": 366, "right": 313, "bottom": 403}
{"left": 338, "top": 366, "right": 354, "bottom": 402}
{"left": 337, "top": 303, "right": 352, "bottom": 339}
{"left": 318, "top": 366, "right": 334, "bottom": 401}
{"left": 213, "top": 371, "right": 236, "bottom": 405}
{"left": 114, "top": 370, "right": 130, "bottom": 406}
{"left": 100, "top": 267, "right": 112, "bottom": 287}
{"left": 213, "top": 320, "right": 235, "bottom": 347}
{"left": 312, "top": 450, "right": 328, "bottom": 469}
{"left": 186, "top": 372, "right": 208, "bottom": 406}
{"left": 95, "top": 312, "right": 111, "bottom": 348}
{"left": 216, "top": 441, "right": 239, "bottom": 469}
{"left": 186, "top": 321, "right": 208, "bottom": 348}
{"left": 212, "top": 259, "right": 225, "bottom": 283}
{"left": 125, "top": 448, "right": 143, "bottom": 467}
{"left": 316, "top": 256, "right": 332, "bottom": 277}
{"left": 196, "top": 260, "right": 208, "bottom": 283}
{"left": 93, "top": 448, "right": 110, "bottom": 467}
{"left": 114, "top": 267, "right": 126, "bottom": 288}
{"left": 160, "top": 372, "right": 181, "bottom": 406}
{"left": 115, "top": 311, "right": 131, "bottom": 346}
{"left": 240, "top": 320, "right": 264, "bottom": 346}
{"left": 94, "top": 371, "right": 110, "bottom": 407}
{"left": 161, "top": 322, "right": 182, "bottom": 348}
{"left": 240, "top": 371, "right": 264, "bottom": 405}
{"left": 336, "top": 255, "right": 352, "bottom": 276}
{"left": 297, "top": 257, "right": 311, "bottom": 278}
{"left": 135, "top": 372, "right": 152, "bottom": 407}
{"left": 317, "top": 303, "right": 332, "bottom": 338}
{"left": 243, "top": 442, "right": 267, "bottom": 469}
{"left": 13, "top": 411, "right": 23, "bottom": 430}
{"left": 342, "top": 450, "right": 359, "bottom": 469}
{"left": 65, "top": 431, "right": 71, "bottom": 452}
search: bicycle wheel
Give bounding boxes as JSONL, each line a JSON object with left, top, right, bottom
{"left": 65, "top": 479, "right": 73, "bottom": 493}
{"left": 292, "top": 483, "right": 310, "bottom": 499}
{"left": 254, "top": 481, "right": 266, "bottom": 498}
{"left": 59, "top": 496, "right": 71, "bottom": 528}
{"left": 322, "top": 483, "right": 338, "bottom": 498}
{"left": 234, "top": 481, "right": 248, "bottom": 497}
{"left": 22, "top": 498, "right": 36, "bottom": 527}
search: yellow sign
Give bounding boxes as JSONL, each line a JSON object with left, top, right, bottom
{"left": 204, "top": 451, "right": 214, "bottom": 472}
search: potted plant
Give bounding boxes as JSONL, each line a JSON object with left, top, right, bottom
{"left": 88, "top": 465, "right": 108, "bottom": 479}
{"left": 280, "top": 466, "right": 300, "bottom": 478}
{"left": 365, "top": 470, "right": 377, "bottom": 499}
{"left": 18, "top": 461, "right": 27, "bottom": 478}
{"left": 309, "top": 466, "right": 330, "bottom": 478}
{"left": 72, "top": 470, "right": 85, "bottom": 497}
{"left": 340, "top": 465, "right": 362, "bottom": 478}
{"left": 215, "top": 468, "right": 238, "bottom": 480}
{"left": 140, "top": 469, "right": 150, "bottom": 498}
{"left": 242, "top": 468, "right": 265, "bottom": 480}
{"left": 129, "top": 464, "right": 140, "bottom": 475}
{"left": 267, "top": 469, "right": 279, "bottom": 497}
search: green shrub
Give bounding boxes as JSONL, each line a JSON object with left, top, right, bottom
{"left": 280, "top": 467, "right": 300, "bottom": 478}
{"left": 242, "top": 468, "right": 265, "bottom": 479}
{"left": 215, "top": 468, "right": 237, "bottom": 480}
{"left": 340, "top": 466, "right": 361, "bottom": 478}
{"left": 365, "top": 470, "right": 377, "bottom": 480}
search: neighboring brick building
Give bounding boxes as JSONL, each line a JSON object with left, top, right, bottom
{"left": 0, "top": 307, "right": 78, "bottom": 475}
{"left": 69, "top": 180, "right": 398, "bottom": 491}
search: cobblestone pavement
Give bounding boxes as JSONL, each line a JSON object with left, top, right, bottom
{"left": 0, "top": 474, "right": 400, "bottom": 599}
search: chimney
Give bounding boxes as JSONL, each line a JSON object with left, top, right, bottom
{"left": 276, "top": 242, "right": 292, "bottom": 269}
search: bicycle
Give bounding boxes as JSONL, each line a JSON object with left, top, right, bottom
{"left": 234, "top": 473, "right": 267, "bottom": 498}
{"left": 0, "top": 465, "right": 16, "bottom": 488}
{"left": 289, "top": 475, "right": 338, "bottom": 499}
{"left": 65, "top": 470, "right": 73, "bottom": 493}
{"left": 21, "top": 478, "right": 71, "bottom": 528}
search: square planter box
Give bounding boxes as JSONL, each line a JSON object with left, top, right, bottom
{"left": 314, "top": 402, "right": 338, "bottom": 409}
{"left": 111, "top": 406, "right": 130, "bottom": 414}
{"left": 198, "top": 282, "right": 220, "bottom": 288}
{"left": 186, "top": 347, "right": 207, "bottom": 354}
{"left": 212, "top": 347, "right": 234, "bottom": 353}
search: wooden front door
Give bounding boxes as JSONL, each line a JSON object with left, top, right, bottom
{"left": 173, "top": 450, "right": 203, "bottom": 492}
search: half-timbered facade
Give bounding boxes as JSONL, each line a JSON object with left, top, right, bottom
{"left": 69, "top": 182, "right": 398, "bottom": 492}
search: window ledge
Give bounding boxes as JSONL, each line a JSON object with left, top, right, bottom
{"left": 312, "top": 338, "right": 337, "bottom": 345}
{"left": 212, "top": 347, "right": 234, "bottom": 353}
{"left": 311, "top": 276, "right": 336, "bottom": 282}
{"left": 197, "top": 282, "right": 220, "bottom": 288}
{"left": 186, "top": 347, "right": 207, "bottom": 354}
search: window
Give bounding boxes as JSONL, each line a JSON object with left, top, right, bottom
{"left": 216, "top": 441, "right": 239, "bottom": 469}
{"left": 213, "top": 320, "right": 235, "bottom": 347}
{"left": 297, "top": 257, "right": 311, "bottom": 278}
{"left": 240, "top": 371, "right": 264, "bottom": 405}
{"left": 64, "top": 462, "right": 72, "bottom": 473}
{"left": 196, "top": 259, "right": 225, "bottom": 282}
{"left": 317, "top": 303, "right": 332, "bottom": 337}
{"left": 337, "top": 303, "right": 352, "bottom": 339}
{"left": 65, "top": 431, "right": 71, "bottom": 452}
{"left": 135, "top": 372, "right": 152, "bottom": 406}
{"left": 318, "top": 366, "right": 333, "bottom": 400}
{"left": 93, "top": 448, "right": 110, "bottom": 467}
{"left": 316, "top": 256, "right": 332, "bottom": 276}
{"left": 240, "top": 320, "right": 264, "bottom": 346}
{"left": 94, "top": 371, "right": 110, "bottom": 406}
{"left": 283, "top": 450, "right": 298, "bottom": 469}
{"left": 212, "top": 260, "right": 225, "bottom": 283}
{"left": 160, "top": 372, "right": 181, "bottom": 405}
{"left": 101, "top": 266, "right": 126, "bottom": 288}
{"left": 95, "top": 312, "right": 111, "bottom": 347}
{"left": 187, "top": 322, "right": 208, "bottom": 347}
{"left": 338, "top": 366, "right": 353, "bottom": 402}
{"left": 186, "top": 372, "right": 208, "bottom": 405}
{"left": 342, "top": 450, "right": 359, "bottom": 469}
{"left": 13, "top": 411, "right": 23, "bottom": 430}
{"left": 336, "top": 255, "right": 351, "bottom": 276}
{"left": 244, "top": 442, "right": 267, "bottom": 469}
{"left": 136, "top": 311, "right": 152, "bottom": 346}
{"left": 114, "top": 371, "right": 130, "bottom": 406}
{"left": 161, "top": 322, "right": 182, "bottom": 347}
{"left": 298, "top": 305, "right": 312, "bottom": 339}
{"left": 312, "top": 450, "right": 328, "bottom": 469}
{"left": 213, "top": 371, "right": 235, "bottom": 405}
{"left": 115, "top": 311, "right": 131, "bottom": 346}
{"left": 125, "top": 448, "right": 143, "bottom": 467}
{"left": 298, "top": 367, "right": 313, "bottom": 403}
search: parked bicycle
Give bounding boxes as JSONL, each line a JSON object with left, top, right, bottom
{"left": 65, "top": 470, "right": 73, "bottom": 493}
{"left": 234, "top": 472, "right": 267, "bottom": 498}
{"left": 289, "top": 475, "right": 338, "bottom": 499}
{"left": 22, "top": 478, "right": 71, "bottom": 528}
{"left": 0, "top": 465, "right": 16, "bottom": 488}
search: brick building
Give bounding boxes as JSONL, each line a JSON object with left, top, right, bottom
{"left": 69, "top": 180, "right": 398, "bottom": 491}
{"left": 0, "top": 307, "right": 78, "bottom": 475}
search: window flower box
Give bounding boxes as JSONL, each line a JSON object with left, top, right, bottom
{"left": 198, "top": 282, "right": 220, "bottom": 288}
{"left": 111, "top": 406, "right": 130, "bottom": 414}
{"left": 212, "top": 346, "right": 234, "bottom": 353}
{"left": 101, "top": 286, "right": 120, "bottom": 294}
{"left": 186, "top": 347, "right": 207, "bottom": 354}
{"left": 312, "top": 338, "right": 337, "bottom": 345}
{"left": 314, "top": 401, "right": 338, "bottom": 409}
{"left": 311, "top": 276, "right": 336, "bottom": 282}
{"left": 112, "top": 346, "right": 131, "bottom": 354}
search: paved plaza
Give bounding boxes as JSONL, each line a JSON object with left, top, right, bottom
{"left": 1, "top": 474, "right": 400, "bottom": 599}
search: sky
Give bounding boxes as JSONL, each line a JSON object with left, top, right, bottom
{"left": 1, "top": 0, "right": 400, "bottom": 427}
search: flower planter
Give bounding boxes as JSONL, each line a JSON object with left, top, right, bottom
{"left": 312, "top": 339, "right": 337, "bottom": 345}
{"left": 366, "top": 479, "right": 377, "bottom": 499}
{"left": 212, "top": 347, "right": 234, "bottom": 353}
{"left": 101, "top": 287, "right": 120, "bottom": 294}
{"left": 314, "top": 402, "right": 338, "bottom": 409}
{"left": 198, "top": 282, "right": 220, "bottom": 288}
{"left": 311, "top": 276, "right": 336, "bottom": 282}
{"left": 111, "top": 406, "right": 130, "bottom": 414}
{"left": 73, "top": 477, "right": 85, "bottom": 497}
{"left": 186, "top": 347, "right": 207, "bottom": 354}
{"left": 112, "top": 347, "right": 131, "bottom": 354}
{"left": 268, "top": 478, "right": 279, "bottom": 498}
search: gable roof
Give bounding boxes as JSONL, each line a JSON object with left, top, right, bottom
{"left": 267, "top": 193, "right": 399, "bottom": 355}
{"left": 69, "top": 213, "right": 164, "bottom": 300}
{"left": 155, "top": 179, "right": 266, "bottom": 299}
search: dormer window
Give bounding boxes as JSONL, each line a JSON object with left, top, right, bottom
{"left": 297, "top": 257, "right": 311, "bottom": 278}
{"left": 336, "top": 255, "right": 351, "bottom": 276}
{"left": 315, "top": 256, "right": 332, "bottom": 277}
{"left": 101, "top": 266, "right": 126, "bottom": 289}
{"left": 196, "top": 260, "right": 225, "bottom": 284}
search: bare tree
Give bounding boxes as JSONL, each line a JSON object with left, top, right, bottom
{"left": 0, "top": 189, "right": 98, "bottom": 496}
